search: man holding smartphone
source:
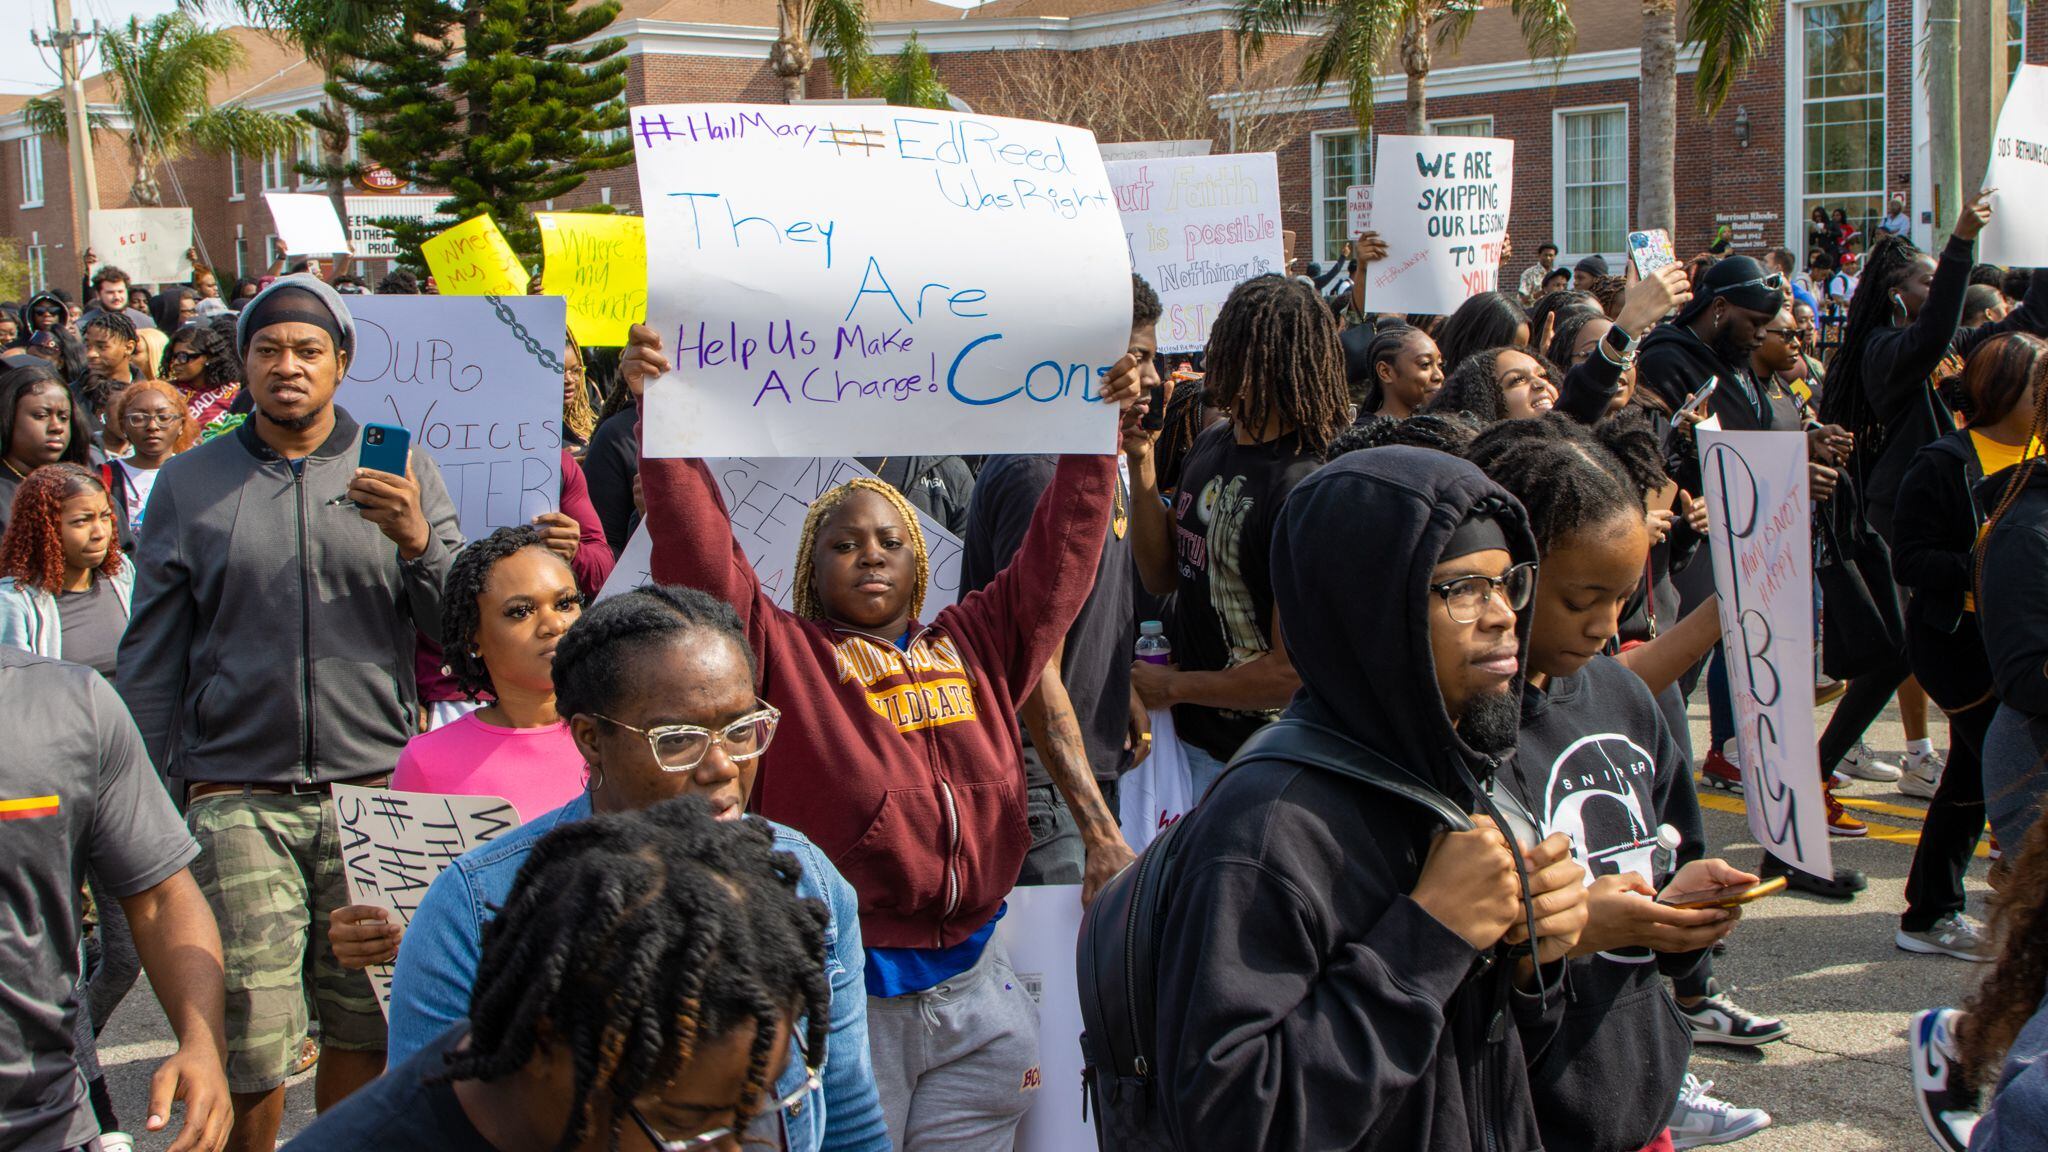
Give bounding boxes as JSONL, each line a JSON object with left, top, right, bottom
{"left": 118, "top": 275, "right": 464, "bottom": 1152}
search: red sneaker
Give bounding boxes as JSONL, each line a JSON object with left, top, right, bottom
{"left": 1825, "top": 786, "right": 1868, "bottom": 837}
{"left": 1701, "top": 748, "right": 1744, "bottom": 793}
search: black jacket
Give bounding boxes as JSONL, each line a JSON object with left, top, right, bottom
{"left": 583, "top": 405, "right": 640, "bottom": 556}
{"left": 1637, "top": 324, "right": 1804, "bottom": 498}
{"left": 1978, "top": 465, "right": 2048, "bottom": 716}
{"left": 1850, "top": 237, "right": 2048, "bottom": 538}
{"left": 857, "top": 456, "right": 976, "bottom": 537}
{"left": 1892, "top": 434, "right": 2000, "bottom": 708}
{"left": 1152, "top": 447, "right": 1555, "bottom": 1152}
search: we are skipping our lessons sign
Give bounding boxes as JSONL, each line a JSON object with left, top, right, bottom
{"left": 631, "top": 104, "right": 1132, "bottom": 458}
{"left": 1363, "top": 134, "right": 1514, "bottom": 316}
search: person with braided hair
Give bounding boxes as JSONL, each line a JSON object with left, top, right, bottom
{"left": 1342, "top": 322, "right": 1443, "bottom": 419}
{"left": 291, "top": 797, "right": 835, "bottom": 1152}
{"left": 384, "top": 583, "right": 888, "bottom": 1152}
{"left": 1976, "top": 346, "right": 2048, "bottom": 856}
{"left": 624, "top": 313, "right": 1140, "bottom": 1150}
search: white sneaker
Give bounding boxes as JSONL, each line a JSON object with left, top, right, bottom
{"left": 1839, "top": 741, "right": 1903, "bottom": 782}
{"left": 1899, "top": 748, "right": 1945, "bottom": 799}
{"left": 94, "top": 1134, "right": 135, "bottom": 1152}
{"left": 1897, "top": 913, "right": 1996, "bottom": 962}
{"left": 1668, "top": 1073, "right": 1773, "bottom": 1148}
{"left": 1912, "top": 1008, "right": 1980, "bottom": 1151}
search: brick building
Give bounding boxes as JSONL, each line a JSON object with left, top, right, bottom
{"left": 2, "top": 0, "right": 2042, "bottom": 295}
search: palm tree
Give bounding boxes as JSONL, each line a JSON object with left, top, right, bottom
{"left": 771, "top": 0, "right": 871, "bottom": 103}
{"left": 24, "top": 13, "right": 302, "bottom": 206}
{"left": 1235, "top": 0, "right": 1573, "bottom": 137}
{"left": 860, "top": 34, "right": 953, "bottom": 109}
{"left": 1637, "top": 0, "right": 1775, "bottom": 233}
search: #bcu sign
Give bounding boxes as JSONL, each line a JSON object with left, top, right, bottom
{"left": 631, "top": 103, "right": 1132, "bottom": 458}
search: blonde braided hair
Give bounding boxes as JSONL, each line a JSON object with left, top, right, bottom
{"left": 791, "top": 477, "right": 929, "bottom": 623}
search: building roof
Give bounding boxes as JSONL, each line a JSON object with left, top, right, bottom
{"left": 616, "top": 0, "right": 974, "bottom": 25}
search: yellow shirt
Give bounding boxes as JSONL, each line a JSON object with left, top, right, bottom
{"left": 1965, "top": 432, "right": 2043, "bottom": 610}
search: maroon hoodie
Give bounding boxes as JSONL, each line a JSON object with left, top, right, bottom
{"left": 641, "top": 453, "right": 1113, "bottom": 949}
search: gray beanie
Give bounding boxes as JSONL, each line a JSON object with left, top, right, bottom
{"left": 235, "top": 273, "right": 357, "bottom": 360}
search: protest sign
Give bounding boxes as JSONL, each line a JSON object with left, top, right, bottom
{"left": 1106, "top": 153, "right": 1283, "bottom": 353}
{"left": 1359, "top": 134, "right": 1513, "bottom": 316}
{"left": 1980, "top": 64, "right": 2048, "bottom": 267}
{"left": 422, "top": 214, "right": 528, "bottom": 296}
{"left": 537, "top": 212, "right": 647, "bottom": 346}
{"left": 992, "top": 885, "right": 1094, "bottom": 1152}
{"left": 1346, "top": 184, "right": 1373, "bottom": 240}
{"left": 1697, "top": 429, "right": 1831, "bottom": 879}
{"left": 631, "top": 103, "right": 1131, "bottom": 457}
{"left": 88, "top": 208, "right": 193, "bottom": 284}
{"left": 597, "top": 456, "right": 965, "bottom": 612}
{"left": 333, "top": 784, "right": 522, "bottom": 1013}
{"left": 1098, "top": 140, "right": 1212, "bottom": 161}
{"left": 338, "top": 295, "right": 565, "bottom": 537}
{"left": 262, "top": 192, "right": 352, "bottom": 256}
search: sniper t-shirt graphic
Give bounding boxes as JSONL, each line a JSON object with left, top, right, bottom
{"left": 1540, "top": 732, "right": 1661, "bottom": 884}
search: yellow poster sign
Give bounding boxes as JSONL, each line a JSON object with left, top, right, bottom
{"left": 537, "top": 213, "right": 646, "bottom": 347}
{"left": 421, "top": 214, "right": 526, "bottom": 296}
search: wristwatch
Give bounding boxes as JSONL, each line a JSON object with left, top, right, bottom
{"left": 1597, "top": 322, "right": 1639, "bottom": 368}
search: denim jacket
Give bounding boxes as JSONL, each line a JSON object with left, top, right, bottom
{"left": 386, "top": 793, "right": 890, "bottom": 1152}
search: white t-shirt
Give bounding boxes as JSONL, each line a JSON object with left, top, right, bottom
{"left": 1828, "top": 271, "right": 1859, "bottom": 302}
{"left": 114, "top": 458, "right": 160, "bottom": 535}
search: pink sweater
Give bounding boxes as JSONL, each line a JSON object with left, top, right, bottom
{"left": 390, "top": 713, "right": 584, "bottom": 821}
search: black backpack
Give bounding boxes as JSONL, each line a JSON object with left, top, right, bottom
{"left": 1074, "top": 719, "right": 1477, "bottom": 1151}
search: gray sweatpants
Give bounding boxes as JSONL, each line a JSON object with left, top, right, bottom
{"left": 867, "top": 938, "right": 1041, "bottom": 1152}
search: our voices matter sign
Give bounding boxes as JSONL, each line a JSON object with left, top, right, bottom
{"left": 632, "top": 104, "right": 1132, "bottom": 457}
{"left": 1106, "top": 153, "right": 1284, "bottom": 354}
{"left": 1361, "top": 134, "right": 1514, "bottom": 316}
{"left": 1698, "top": 430, "right": 1831, "bottom": 879}
{"left": 338, "top": 296, "right": 566, "bottom": 537}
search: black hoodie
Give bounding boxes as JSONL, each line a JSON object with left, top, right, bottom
{"left": 1152, "top": 447, "right": 1554, "bottom": 1152}
{"left": 1978, "top": 465, "right": 2048, "bottom": 717}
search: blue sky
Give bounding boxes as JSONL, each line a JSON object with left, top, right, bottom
{"left": 4, "top": 0, "right": 201, "bottom": 96}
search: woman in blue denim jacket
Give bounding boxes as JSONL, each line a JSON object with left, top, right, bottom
{"left": 384, "top": 585, "right": 890, "bottom": 1152}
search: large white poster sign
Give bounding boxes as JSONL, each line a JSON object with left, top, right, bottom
{"left": 332, "top": 785, "right": 523, "bottom": 1013}
{"left": 1360, "top": 134, "right": 1514, "bottom": 316}
{"left": 338, "top": 296, "right": 565, "bottom": 537}
{"left": 88, "top": 208, "right": 193, "bottom": 285}
{"left": 1105, "top": 153, "right": 1284, "bottom": 354}
{"left": 631, "top": 104, "right": 1131, "bottom": 457}
{"left": 596, "top": 457, "right": 965, "bottom": 612}
{"left": 992, "top": 885, "right": 1095, "bottom": 1152}
{"left": 1697, "top": 430, "right": 1831, "bottom": 878}
{"left": 263, "top": 191, "right": 353, "bottom": 256}
{"left": 1980, "top": 64, "right": 2048, "bottom": 267}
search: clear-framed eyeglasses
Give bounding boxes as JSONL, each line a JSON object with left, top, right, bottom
{"left": 627, "top": 1055, "right": 824, "bottom": 1150}
{"left": 1429, "top": 561, "right": 1538, "bottom": 624}
{"left": 589, "top": 703, "right": 781, "bottom": 772}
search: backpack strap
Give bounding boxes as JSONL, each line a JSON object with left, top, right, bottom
{"left": 1227, "top": 718, "right": 1476, "bottom": 832}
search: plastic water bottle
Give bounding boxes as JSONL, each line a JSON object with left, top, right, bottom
{"left": 1135, "top": 620, "right": 1172, "bottom": 665}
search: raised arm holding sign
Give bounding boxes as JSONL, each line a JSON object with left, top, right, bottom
{"left": 1360, "top": 135, "right": 1514, "bottom": 316}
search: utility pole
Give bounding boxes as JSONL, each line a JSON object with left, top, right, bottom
{"left": 32, "top": 0, "right": 99, "bottom": 273}
{"left": 1925, "top": 0, "right": 1961, "bottom": 249}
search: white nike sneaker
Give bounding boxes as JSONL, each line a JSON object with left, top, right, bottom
{"left": 1839, "top": 740, "right": 1903, "bottom": 782}
{"left": 1669, "top": 1073, "right": 1773, "bottom": 1148}
{"left": 1899, "top": 747, "right": 1946, "bottom": 799}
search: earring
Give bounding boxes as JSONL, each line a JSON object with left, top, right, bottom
{"left": 582, "top": 762, "right": 605, "bottom": 792}
{"left": 439, "top": 664, "right": 452, "bottom": 676}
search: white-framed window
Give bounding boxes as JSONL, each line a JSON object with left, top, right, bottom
{"left": 1311, "top": 129, "right": 1371, "bottom": 262}
{"left": 228, "top": 146, "right": 244, "bottom": 199}
{"left": 1795, "top": 0, "right": 1886, "bottom": 244}
{"left": 295, "top": 134, "right": 325, "bottom": 191}
{"left": 1553, "top": 105, "right": 1629, "bottom": 259}
{"left": 234, "top": 224, "right": 247, "bottom": 278}
{"left": 265, "top": 233, "right": 281, "bottom": 265}
{"left": 26, "top": 238, "right": 47, "bottom": 292}
{"left": 262, "top": 146, "right": 288, "bottom": 190}
{"left": 19, "top": 136, "right": 44, "bottom": 207}
{"left": 2010, "top": 0, "right": 2027, "bottom": 81}
{"left": 1433, "top": 116, "right": 1495, "bottom": 138}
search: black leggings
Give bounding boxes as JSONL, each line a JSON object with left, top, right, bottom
{"left": 1901, "top": 694, "right": 1995, "bottom": 931}
{"left": 1816, "top": 652, "right": 1912, "bottom": 772}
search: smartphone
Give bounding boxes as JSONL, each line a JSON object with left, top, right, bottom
{"left": 1140, "top": 382, "right": 1168, "bottom": 431}
{"left": 1628, "top": 229, "right": 1677, "bottom": 277}
{"left": 358, "top": 422, "right": 411, "bottom": 477}
{"left": 1659, "top": 875, "right": 1788, "bottom": 910}
{"left": 1674, "top": 377, "right": 1720, "bottom": 423}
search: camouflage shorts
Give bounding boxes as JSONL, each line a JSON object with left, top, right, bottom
{"left": 186, "top": 791, "right": 386, "bottom": 1092}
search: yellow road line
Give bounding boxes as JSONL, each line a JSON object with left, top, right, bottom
{"left": 1836, "top": 795, "right": 1937, "bottom": 820}
{"left": 1695, "top": 791, "right": 1992, "bottom": 857}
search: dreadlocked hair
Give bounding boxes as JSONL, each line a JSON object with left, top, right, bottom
{"left": 1818, "top": 234, "right": 1927, "bottom": 459}
{"left": 1327, "top": 411, "right": 1483, "bottom": 460}
{"left": 82, "top": 309, "right": 136, "bottom": 345}
{"left": 1201, "top": 274, "right": 1349, "bottom": 455}
{"left": 552, "top": 585, "right": 756, "bottom": 723}
{"left": 1433, "top": 291, "right": 1530, "bottom": 375}
{"left": 0, "top": 463, "right": 121, "bottom": 595}
{"left": 790, "top": 478, "right": 928, "bottom": 622}
{"left": 1590, "top": 406, "right": 1672, "bottom": 499}
{"left": 439, "top": 797, "right": 832, "bottom": 1152}
{"left": 1465, "top": 413, "right": 1648, "bottom": 553}
{"left": 1972, "top": 348, "right": 2048, "bottom": 610}
{"left": 1959, "top": 803, "right": 2048, "bottom": 1094}
{"left": 1154, "top": 374, "right": 1211, "bottom": 493}
{"left": 165, "top": 320, "right": 241, "bottom": 393}
{"left": 1423, "top": 348, "right": 1563, "bottom": 425}
{"left": 441, "top": 526, "right": 572, "bottom": 701}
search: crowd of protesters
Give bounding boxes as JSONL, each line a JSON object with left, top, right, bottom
{"left": 2, "top": 178, "right": 2047, "bottom": 1152}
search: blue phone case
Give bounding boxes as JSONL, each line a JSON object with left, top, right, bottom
{"left": 358, "top": 422, "right": 411, "bottom": 477}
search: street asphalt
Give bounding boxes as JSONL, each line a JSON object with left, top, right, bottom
{"left": 94, "top": 693, "right": 1972, "bottom": 1151}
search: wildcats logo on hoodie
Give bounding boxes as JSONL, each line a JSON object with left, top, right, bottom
{"left": 831, "top": 632, "right": 981, "bottom": 735}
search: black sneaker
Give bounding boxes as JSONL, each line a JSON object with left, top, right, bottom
{"left": 1911, "top": 1008, "right": 1978, "bottom": 1151}
{"left": 1760, "top": 854, "right": 1867, "bottom": 900}
{"left": 1680, "top": 991, "right": 1791, "bottom": 1047}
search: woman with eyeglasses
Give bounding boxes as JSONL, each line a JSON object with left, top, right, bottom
{"left": 159, "top": 319, "right": 249, "bottom": 436}
{"left": 100, "top": 380, "right": 194, "bottom": 542}
{"left": 288, "top": 795, "right": 837, "bottom": 1152}
{"left": 378, "top": 583, "right": 889, "bottom": 1152}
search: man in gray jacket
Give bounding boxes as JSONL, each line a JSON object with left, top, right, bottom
{"left": 117, "top": 275, "right": 462, "bottom": 1152}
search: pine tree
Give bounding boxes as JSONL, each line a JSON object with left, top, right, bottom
{"left": 328, "top": 0, "right": 630, "bottom": 269}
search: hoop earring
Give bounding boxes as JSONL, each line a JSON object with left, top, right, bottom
{"left": 582, "top": 762, "right": 605, "bottom": 792}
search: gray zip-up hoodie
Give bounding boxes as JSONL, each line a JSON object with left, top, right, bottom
{"left": 116, "top": 405, "right": 462, "bottom": 787}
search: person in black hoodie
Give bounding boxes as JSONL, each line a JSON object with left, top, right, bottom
{"left": 1978, "top": 371, "right": 2048, "bottom": 853}
{"left": 1152, "top": 446, "right": 1590, "bottom": 1152}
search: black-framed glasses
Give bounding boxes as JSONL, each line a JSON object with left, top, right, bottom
{"left": 1430, "top": 561, "right": 1538, "bottom": 624}
{"left": 169, "top": 350, "right": 205, "bottom": 365}
{"left": 1762, "top": 327, "right": 1801, "bottom": 342}
{"left": 123, "top": 411, "right": 183, "bottom": 428}
{"left": 590, "top": 703, "right": 781, "bottom": 772}
{"left": 627, "top": 1057, "right": 823, "bottom": 1150}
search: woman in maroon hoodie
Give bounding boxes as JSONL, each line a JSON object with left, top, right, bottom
{"left": 621, "top": 321, "right": 1145, "bottom": 1150}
